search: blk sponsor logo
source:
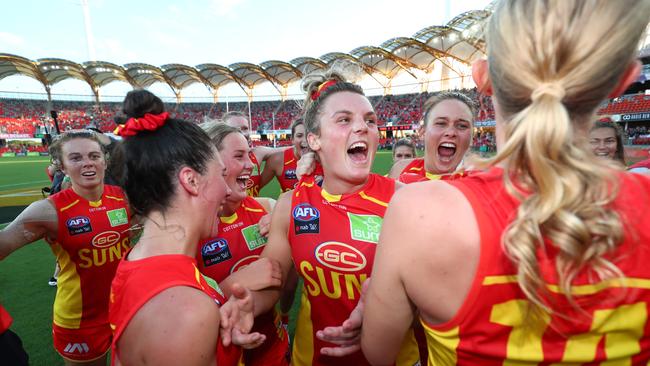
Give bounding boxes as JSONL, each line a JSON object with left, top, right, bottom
{"left": 107, "top": 208, "right": 128, "bottom": 227}
{"left": 293, "top": 204, "right": 320, "bottom": 235}
{"left": 66, "top": 216, "right": 92, "bottom": 236}
{"left": 348, "top": 213, "right": 383, "bottom": 244}
{"left": 64, "top": 342, "right": 89, "bottom": 354}
{"left": 314, "top": 242, "right": 367, "bottom": 272}
{"left": 241, "top": 224, "right": 267, "bottom": 251}
{"left": 201, "top": 238, "right": 232, "bottom": 266}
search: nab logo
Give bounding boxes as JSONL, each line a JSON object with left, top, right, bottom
{"left": 293, "top": 204, "right": 320, "bottom": 235}
{"left": 201, "top": 238, "right": 232, "bottom": 266}
{"left": 92, "top": 231, "right": 120, "bottom": 248}
{"left": 315, "top": 242, "right": 366, "bottom": 272}
{"left": 66, "top": 216, "right": 92, "bottom": 236}
{"left": 293, "top": 204, "right": 319, "bottom": 221}
{"left": 64, "top": 342, "right": 89, "bottom": 354}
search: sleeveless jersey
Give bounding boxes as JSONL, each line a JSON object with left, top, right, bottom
{"left": 421, "top": 168, "right": 650, "bottom": 365}
{"left": 278, "top": 148, "right": 324, "bottom": 192}
{"left": 398, "top": 158, "right": 468, "bottom": 183}
{"left": 48, "top": 185, "right": 130, "bottom": 329}
{"left": 0, "top": 303, "right": 12, "bottom": 333}
{"left": 197, "top": 197, "right": 289, "bottom": 366}
{"left": 109, "top": 254, "right": 240, "bottom": 366}
{"left": 289, "top": 174, "right": 420, "bottom": 366}
{"left": 247, "top": 151, "right": 262, "bottom": 197}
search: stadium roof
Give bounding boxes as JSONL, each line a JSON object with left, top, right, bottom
{"left": 0, "top": 7, "right": 493, "bottom": 103}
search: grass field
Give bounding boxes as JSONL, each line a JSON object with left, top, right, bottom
{"left": 0, "top": 151, "right": 397, "bottom": 365}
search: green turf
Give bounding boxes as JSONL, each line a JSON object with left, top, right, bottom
{"left": 0, "top": 151, "right": 399, "bottom": 365}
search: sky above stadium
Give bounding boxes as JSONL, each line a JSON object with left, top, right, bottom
{"left": 1, "top": 0, "right": 491, "bottom": 99}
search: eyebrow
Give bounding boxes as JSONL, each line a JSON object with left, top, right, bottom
{"left": 331, "top": 110, "right": 377, "bottom": 118}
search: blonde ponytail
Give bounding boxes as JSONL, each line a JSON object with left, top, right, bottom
{"left": 482, "top": 0, "right": 650, "bottom": 312}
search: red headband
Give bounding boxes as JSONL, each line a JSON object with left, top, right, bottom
{"left": 114, "top": 112, "right": 169, "bottom": 137}
{"left": 310, "top": 80, "right": 337, "bottom": 101}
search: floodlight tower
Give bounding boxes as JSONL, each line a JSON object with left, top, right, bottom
{"left": 81, "top": 0, "right": 97, "bottom": 61}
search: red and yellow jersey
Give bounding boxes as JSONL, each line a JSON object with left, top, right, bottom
{"left": 197, "top": 196, "right": 289, "bottom": 366}
{"left": 109, "top": 254, "right": 240, "bottom": 366}
{"left": 289, "top": 174, "right": 420, "bottom": 366}
{"left": 47, "top": 185, "right": 130, "bottom": 330}
{"left": 422, "top": 168, "right": 650, "bottom": 365}
{"left": 398, "top": 158, "right": 468, "bottom": 183}
{"left": 247, "top": 151, "right": 262, "bottom": 197}
{"left": 0, "top": 302, "right": 12, "bottom": 333}
{"left": 277, "top": 148, "right": 324, "bottom": 193}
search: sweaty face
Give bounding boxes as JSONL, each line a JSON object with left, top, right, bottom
{"left": 393, "top": 145, "right": 415, "bottom": 162}
{"left": 589, "top": 127, "right": 618, "bottom": 160}
{"left": 219, "top": 132, "right": 253, "bottom": 203}
{"left": 292, "top": 123, "right": 308, "bottom": 159}
{"left": 308, "top": 92, "right": 379, "bottom": 188}
{"left": 225, "top": 116, "right": 251, "bottom": 142}
{"left": 424, "top": 99, "right": 473, "bottom": 174}
{"left": 60, "top": 138, "right": 106, "bottom": 190}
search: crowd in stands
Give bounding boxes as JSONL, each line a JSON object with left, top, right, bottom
{"left": 0, "top": 89, "right": 648, "bottom": 146}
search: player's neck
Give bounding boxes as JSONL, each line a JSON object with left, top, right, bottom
{"left": 129, "top": 210, "right": 199, "bottom": 260}
{"left": 72, "top": 184, "right": 103, "bottom": 202}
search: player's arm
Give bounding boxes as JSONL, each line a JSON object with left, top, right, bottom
{"left": 361, "top": 188, "right": 418, "bottom": 365}
{"left": 259, "top": 151, "right": 283, "bottom": 190}
{"left": 0, "top": 199, "right": 57, "bottom": 260}
{"left": 387, "top": 158, "right": 412, "bottom": 179}
{"left": 253, "top": 191, "right": 294, "bottom": 316}
{"left": 117, "top": 286, "right": 221, "bottom": 366}
{"left": 253, "top": 145, "right": 289, "bottom": 163}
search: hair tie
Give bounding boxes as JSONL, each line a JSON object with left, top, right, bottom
{"left": 310, "top": 80, "right": 338, "bottom": 101}
{"left": 114, "top": 112, "right": 169, "bottom": 137}
{"left": 531, "top": 82, "right": 565, "bottom": 102}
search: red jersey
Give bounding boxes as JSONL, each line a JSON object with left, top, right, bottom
{"left": 289, "top": 174, "right": 420, "bottom": 366}
{"left": 277, "top": 148, "right": 324, "bottom": 192}
{"left": 197, "top": 197, "right": 289, "bottom": 366}
{"left": 630, "top": 158, "right": 650, "bottom": 170}
{"left": 48, "top": 185, "right": 130, "bottom": 329}
{"left": 421, "top": 168, "right": 650, "bottom": 365}
{"left": 0, "top": 303, "right": 12, "bottom": 333}
{"left": 247, "top": 151, "right": 262, "bottom": 197}
{"left": 398, "top": 158, "right": 468, "bottom": 183}
{"left": 109, "top": 254, "right": 240, "bottom": 366}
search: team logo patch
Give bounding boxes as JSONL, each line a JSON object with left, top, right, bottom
{"left": 241, "top": 224, "right": 267, "bottom": 251}
{"left": 201, "top": 238, "right": 232, "bottom": 266}
{"left": 230, "top": 255, "right": 260, "bottom": 274}
{"left": 64, "top": 342, "right": 89, "bottom": 354}
{"left": 348, "top": 213, "right": 383, "bottom": 244}
{"left": 315, "top": 241, "right": 367, "bottom": 272}
{"left": 284, "top": 169, "right": 297, "bottom": 180}
{"left": 66, "top": 216, "right": 92, "bottom": 236}
{"left": 92, "top": 231, "right": 121, "bottom": 248}
{"left": 293, "top": 203, "right": 320, "bottom": 235}
{"left": 107, "top": 208, "right": 128, "bottom": 227}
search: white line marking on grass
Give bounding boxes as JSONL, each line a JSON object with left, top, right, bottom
{"left": 0, "top": 180, "right": 50, "bottom": 189}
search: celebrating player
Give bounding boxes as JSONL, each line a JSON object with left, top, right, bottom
{"left": 361, "top": 0, "right": 650, "bottom": 364}
{"left": 0, "top": 130, "right": 130, "bottom": 366}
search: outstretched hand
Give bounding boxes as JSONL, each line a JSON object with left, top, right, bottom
{"left": 316, "top": 279, "right": 370, "bottom": 357}
{"left": 219, "top": 284, "right": 266, "bottom": 349}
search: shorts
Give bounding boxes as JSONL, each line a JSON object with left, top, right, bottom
{"left": 0, "top": 329, "right": 29, "bottom": 366}
{"left": 52, "top": 322, "right": 111, "bottom": 362}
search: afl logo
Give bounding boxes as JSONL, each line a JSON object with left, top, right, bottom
{"left": 230, "top": 255, "right": 260, "bottom": 274}
{"left": 202, "top": 239, "right": 229, "bottom": 256}
{"left": 315, "top": 242, "right": 366, "bottom": 272}
{"left": 292, "top": 204, "right": 319, "bottom": 222}
{"left": 67, "top": 216, "right": 90, "bottom": 228}
{"left": 92, "top": 231, "right": 120, "bottom": 248}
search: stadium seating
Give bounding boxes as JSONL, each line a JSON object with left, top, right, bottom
{"left": 0, "top": 90, "right": 648, "bottom": 146}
